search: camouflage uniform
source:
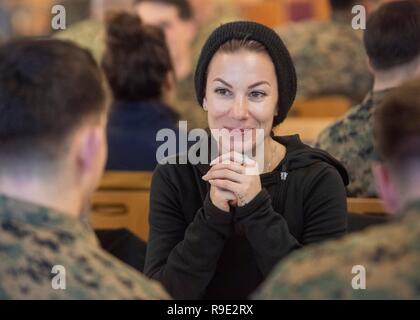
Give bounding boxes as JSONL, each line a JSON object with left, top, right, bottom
{"left": 174, "top": 72, "right": 208, "bottom": 130}
{"left": 315, "top": 90, "right": 390, "bottom": 197}
{"left": 0, "top": 194, "right": 169, "bottom": 299}
{"left": 254, "top": 199, "right": 420, "bottom": 299}
{"left": 275, "top": 12, "right": 373, "bottom": 104}
{"left": 53, "top": 19, "right": 106, "bottom": 63}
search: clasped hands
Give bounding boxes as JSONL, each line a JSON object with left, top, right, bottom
{"left": 202, "top": 151, "right": 262, "bottom": 212}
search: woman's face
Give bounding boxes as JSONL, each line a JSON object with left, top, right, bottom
{"left": 204, "top": 49, "right": 278, "bottom": 153}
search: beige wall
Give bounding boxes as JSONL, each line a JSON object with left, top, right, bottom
{"left": 2, "top": 0, "right": 332, "bottom": 37}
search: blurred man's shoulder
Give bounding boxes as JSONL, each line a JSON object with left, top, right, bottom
{"left": 255, "top": 213, "right": 420, "bottom": 299}
{"left": 0, "top": 195, "right": 169, "bottom": 299}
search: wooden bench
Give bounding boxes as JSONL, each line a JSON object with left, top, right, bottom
{"left": 347, "top": 197, "right": 389, "bottom": 216}
{"left": 90, "top": 171, "right": 153, "bottom": 241}
{"left": 291, "top": 95, "right": 351, "bottom": 118}
{"left": 346, "top": 197, "right": 392, "bottom": 232}
{"left": 273, "top": 117, "right": 336, "bottom": 144}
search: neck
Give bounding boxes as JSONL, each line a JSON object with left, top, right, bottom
{"left": 398, "top": 176, "right": 420, "bottom": 211}
{"left": 389, "top": 164, "right": 420, "bottom": 213}
{"left": 263, "top": 137, "right": 285, "bottom": 173}
{"left": 402, "top": 193, "right": 420, "bottom": 206}
{"left": 373, "top": 59, "right": 420, "bottom": 92}
{"left": 0, "top": 172, "right": 81, "bottom": 219}
{"left": 175, "top": 55, "right": 192, "bottom": 81}
{"left": 373, "top": 73, "right": 409, "bottom": 92}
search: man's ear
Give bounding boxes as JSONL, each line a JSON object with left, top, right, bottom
{"left": 76, "top": 126, "right": 103, "bottom": 175}
{"left": 415, "top": 55, "right": 420, "bottom": 76}
{"left": 367, "top": 58, "right": 375, "bottom": 75}
{"left": 372, "top": 162, "right": 400, "bottom": 214}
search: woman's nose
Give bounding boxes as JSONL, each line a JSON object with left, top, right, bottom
{"left": 231, "top": 96, "right": 249, "bottom": 120}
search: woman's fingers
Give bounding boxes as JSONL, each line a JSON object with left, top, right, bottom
{"left": 210, "top": 162, "right": 244, "bottom": 173}
{"left": 211, "top": 151, "right": 255, "bottom": 166}
{"left": 209, "top": 184, "right": 237, "bottom": 212}
{"left": 208, "top": 179, "right": 239, "bottom": 193}
{"left": 203, "top": 168, "right": 243, "bottom": 183}
{"left": 210, "top": 151, "right": 242, "bottom": 165}
{"left": 203, "top": 162, "right": 245, "bottom": 181}
{"left": 216, "top": 188, "right": 237, "bottom": 201}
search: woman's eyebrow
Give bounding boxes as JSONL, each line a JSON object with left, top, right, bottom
{"left": 213, "top": 78, "right": 232, "bottom": 88}
{"left": 248, "top": 81, "right": 271, "bottom": 89}
{"left": 213, "top": 79, "right": 271, "bottom": 89}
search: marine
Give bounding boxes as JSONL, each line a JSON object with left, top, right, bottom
{"left": 253, "top": 70, "right": 420, "bottom": 300}
{"left": 314, "top": 0, "right": 420, "bottom": 197}
{"left": 0, "top": 38, "right": 169, "bottom": 300}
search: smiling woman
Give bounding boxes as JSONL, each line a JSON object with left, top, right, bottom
{"left": 145, "top": 21, "right": 349, "bottom": 300}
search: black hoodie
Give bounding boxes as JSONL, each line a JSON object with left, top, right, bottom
{"left": 145, "top": 135, "right": 349, "bottom": 299}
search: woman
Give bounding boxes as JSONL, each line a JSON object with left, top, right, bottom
{"left": 102, "top": 12, "right": 179, "bottom": 171}
{"left": 145, "top": 21, "right": 349, "bottom": 299}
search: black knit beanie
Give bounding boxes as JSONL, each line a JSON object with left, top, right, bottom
{"left": 194, "top": 21, "right": 297, "bottom": 126}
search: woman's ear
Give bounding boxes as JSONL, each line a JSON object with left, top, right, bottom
{"left": 372, "top": 162, "right": 400, "bottom": 214}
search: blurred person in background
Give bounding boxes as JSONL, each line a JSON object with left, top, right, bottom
{"left": 254, "top": 76, "right": 420, "bottom": 300}
{"left": 0, "top": 38, "right": 168, "bottom": 299}
{"left": 188, "top": 0, "right": 239, "bottom": 64}
{"left": 53, "top": 0, "right": 133, "bottom": 62}
{"left": 0, "top": 1, "right": 12, "bottom": 40}
{"left": 316, "top": 0, "right": 420, "bottom": 197}
{"left": 363, "top": 0, "right": 400, "bottom": 12}
{"left": 275, "top": 0, "right": 372, "bottom": 104}
{"left": 134, "top": 0, "right": 207, "bottom": 129}
{"left": 55, "top": 0, "right": 207, "bottom": 129}
{"left": 102, "top": 12, "right": 180, "bottom": 171}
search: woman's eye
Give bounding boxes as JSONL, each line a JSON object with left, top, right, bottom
{"left": 214, "top": 88, "right": 232, "bottom": 97}
{"left": 249, "top": 91, "right": 267, "bottom": 100}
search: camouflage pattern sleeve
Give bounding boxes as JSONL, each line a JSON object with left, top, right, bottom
{"left": 276, "top": 20, "right": 372, "bottom": 104}
{"left": 0, "top": 195, "right": 170, "bottom": 300}
{"left": 314, "top": 92, "right": 391, "bottom": 198}
{"left": 53, "top": 19, "right": 106, "bottom": 63}
{"left": 253, "top": 207, "right": 420, "bottom": 299}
